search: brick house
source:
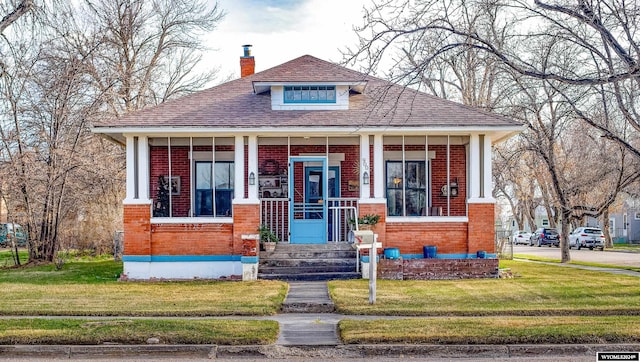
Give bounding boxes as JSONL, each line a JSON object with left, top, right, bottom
{"left": 92, "top": 47, "right": 522, "bottom": 280}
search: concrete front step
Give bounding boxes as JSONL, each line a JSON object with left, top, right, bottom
{"left": 260, "top": 266, "right": 356, "bottom": 275}
{"left": 259, "top": 242, "right": 360, "bottom": 281}
{"left": 260, "top": 258, "right": 356, "bottom": 268}
{"left": 260, "top": 271, "right": 360, "bottom": 281}
{"left": 264, "top": 250, "right": 356, "bottom": 259}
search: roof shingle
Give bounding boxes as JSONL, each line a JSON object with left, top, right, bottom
{"left": 93, "top": 55, "right": 521, "bottom": 130}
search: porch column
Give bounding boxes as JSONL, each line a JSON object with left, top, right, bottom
{"left": 482, "top": 134, "right": 493, "bottom": 200}
{"left": 468, "top": 133, "right": 496, "bottom": 256}
{"left": 469, "top": 134, "right": 480, "bottom": 200}
{"left": 234, "top": 135, "right": 245, "bottom": 200}
{"left": 360, "top": 134, "right": 371, "bottom": 199}
{"left": 247, "top": 135, "right": 259, "bottom": 201}
{"left": 125, "top": 136, "right": 137, "bottom": 202}
{"left": 137, "top": 136, "right": 150, "bottom": 201}
{"left": 373, "top": 134, "right": 384, "bottom": 199}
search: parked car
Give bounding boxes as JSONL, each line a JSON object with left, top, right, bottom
{"left": 512, "top": 230, "right": 532, "bottom": 245}
{"left": 569, "top": 227, "right": 605, "bottom": 250}
{"left": 0, "top": 223, "right": 28, "bottom": 247}
{"left": 529, "top": 227, "right": 560, "bottom": 247}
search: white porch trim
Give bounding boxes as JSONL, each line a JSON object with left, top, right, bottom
{"left": 360, "top": 134, "right": 371, "bottom": 199}
{"left": 234, "top": 135, "right": 245, "bottom": 201}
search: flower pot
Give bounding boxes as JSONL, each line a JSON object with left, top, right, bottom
{"left": 263, "top": 242, "right": 276, "bottom": 252}
{"left": 359, "top": 224, "right": 373, "bottom": 231}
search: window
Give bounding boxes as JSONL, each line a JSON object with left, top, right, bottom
{"left": 194, "top": 161, "right": 234, "bottom": 217}
{"left": 284, "top": 85, "right": 336, "bottom": 103}
{"left": 386, "top": 161, "right": 427, "bottom": 216}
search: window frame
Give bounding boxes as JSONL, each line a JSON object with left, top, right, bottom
{"left": 194, "top": 160, "right": 234, "bottom": 217}
{"left": 386, "top": 160, "right": 428, "bottom": 217}
{"left": 283, "top": 85, "right": 336, "bottom": 104}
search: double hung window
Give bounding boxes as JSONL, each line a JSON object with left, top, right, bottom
{"left": 195, "top": 161, "right": 234, "bottom": 217}
{"left": 386, "top": 161, "right": 427, "bottom": 216}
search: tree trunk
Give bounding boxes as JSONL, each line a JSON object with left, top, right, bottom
{"left": 560, "top": 210, "right": 572, "bottom": 263}
{"left": 603, "top": 208, "right": 613, "bottom": 248}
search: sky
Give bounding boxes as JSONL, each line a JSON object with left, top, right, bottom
{"left": 206, "top": 0, "right": 372, "bottom": 79}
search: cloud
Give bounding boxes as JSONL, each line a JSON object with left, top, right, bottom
{"left": 204, "top": 0, "right": 370, "bottom": 79}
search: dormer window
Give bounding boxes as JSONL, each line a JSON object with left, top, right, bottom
{"left": 284, "top": 85, "right": 336, "bottom": 104}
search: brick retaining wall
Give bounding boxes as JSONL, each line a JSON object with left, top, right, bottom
{"left": 378, "top": 258, "right": 499, "bottom": 280}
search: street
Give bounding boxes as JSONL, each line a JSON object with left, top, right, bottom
{"left": 512, "top": 244, "right": 639, "bottom": 267}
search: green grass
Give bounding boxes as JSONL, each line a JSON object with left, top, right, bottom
{"left": 0, "top": 318, "right": 278, "bottom": 345}
{"left": 612, "top": 243, "right": 640, "bottom": 252}
{"left": 5, "top": 254, "right": 640, "bottom": 346}
{"left": 0, "top": 249, "right": 28, "bottom": 267}
{"left": 339, "top": 316, "right": 640, "bottom": 344}
{"left": 328, "top": 260, "right": 640, "bottom": 316}
{"left": 0, "top": 257, "right": 287, "bottom": 316}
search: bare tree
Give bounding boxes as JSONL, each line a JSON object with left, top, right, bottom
{"left": 347, "top": 0, "right": 640, "bottom": 261}
{"left": 70, "top": 0, "right": 225, "bottom": 116}
{"left": 0, "top": 0, "right": 224, "bottom": 262}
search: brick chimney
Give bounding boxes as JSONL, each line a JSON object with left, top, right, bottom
{"left": 240, "top": 44, "right": 255, "bottom": 78}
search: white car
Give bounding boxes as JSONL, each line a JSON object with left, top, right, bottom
{"left": 512, "top": 230, "right": 532, "bottom": 245}
{"left": 568, "top": 227, "right": 605, "bottom": 250}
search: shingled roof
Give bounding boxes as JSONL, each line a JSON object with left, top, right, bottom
{"left": 93, "top": 55, "right": 522, "bottom": 131}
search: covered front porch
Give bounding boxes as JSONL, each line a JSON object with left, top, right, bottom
{"left": 122, "top": 132, "right": 494, "bottom": 264}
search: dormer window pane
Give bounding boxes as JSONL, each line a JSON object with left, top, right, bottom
{"left": 327, "top": 87, "right": 335, "bottom": 101}
{"left": 285, "top": 89, "right": 294, "bottom": 101}
{"left": 283, "top": 85, "right": 337, "bottom": 103}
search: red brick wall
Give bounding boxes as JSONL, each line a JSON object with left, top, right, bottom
{"left": 257, "top": 144, "right": 361, "bottom": 199}
{"left": 150, "top": 223, "right": 233, "bottom": 255}
{"left": 233, "top": 203, "right": 261, "bottom": 255}
{"left": 150, "top": 145, "right": 234, "bottom": 217}
{"left": 468, "top": 202, "right": 495, "bottom": 253}
{"left": 383, "top": 144, "right": 467, "bottom": 216}
{"left": 359, "top": 203, "right": 386, "bottom": 243}
{"left": 123, "top": 204, "right": 151, "bottom": 256}
{"left": 385, "top": 222, "right": 468, "bottom": 255}
{"left": 430, "top": 145, "right": 466, "bottom": 216}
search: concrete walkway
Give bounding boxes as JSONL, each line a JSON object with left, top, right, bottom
{"left": 277, "top": 281, "right": 339, "bottom": 345}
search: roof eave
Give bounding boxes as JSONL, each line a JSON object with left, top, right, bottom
{"left": 92, "top": 125, "right": 525, "bottom": 141}
{"left": 252, "top": 81, "right": 368, "bottom": 94}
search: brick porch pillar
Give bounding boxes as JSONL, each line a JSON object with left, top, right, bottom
{"left": 232, "top": 202, "right": 261, "bottom": 255}
{"left": 123, "top": 203, "right": 152, "bottom": 258}
{"left": 358, "top": 202, "right": 386, "bottom": 243}
{"left": 467, "top": 202, "right": 495, "bottom": 254}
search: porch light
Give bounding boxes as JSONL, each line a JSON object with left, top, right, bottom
{"left": 249, "top": 172, "right": 256, "bottom": 185}
{"left": 363, "top": 171, "right": 369, "bottom": 185}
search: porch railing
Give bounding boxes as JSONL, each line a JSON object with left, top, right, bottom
{"left": 259, "top": 197, "right": 359, "bottom": 243}
{"left": 260, "top": 198, "right": 289, "bottom": 243}
{"left": 327, "top": 198, "right": 359, "bottom": 243}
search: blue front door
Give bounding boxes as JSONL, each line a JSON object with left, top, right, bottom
{"left": 290, "top": 157, "right": 327, "bottom": 244}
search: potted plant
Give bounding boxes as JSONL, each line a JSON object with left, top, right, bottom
{"left": 258, "top": 225, "right": 279, "bottom": 252}
{"left": 350, "top": 213, "right": 381, "bottom": 231}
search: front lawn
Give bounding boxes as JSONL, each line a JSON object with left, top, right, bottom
{"left": 0, "top": 256, "right": 287, "bottom": 316}
{"left": 329, "top": 260, "right": 640, "bottom": 316}
{"left": 340, "top": 316, "right": 640, "bottom": 344}
{"left": 0, "top": 318, "right": 278, "bottom": 345}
